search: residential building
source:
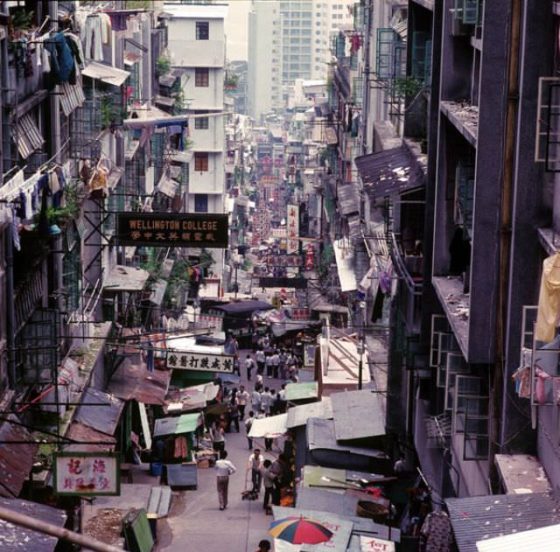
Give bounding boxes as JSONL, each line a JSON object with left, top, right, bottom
{"left": 165, "top": 1, "right": 227, "bottom": 276}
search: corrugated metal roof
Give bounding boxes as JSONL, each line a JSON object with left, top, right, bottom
{"left": 65, "top": 421, "right": 116, "bottom": 452}
{"left": 0, "top": 498, "right": 66, "bottom": 551}
{"left": 355, "top": 145, "right": 425, "bottom": 199}
{"left": 287, "top": 398, "right": 333, "bottom": 429}
{"left": 446, "top": 493, "right": 560, "bottom": 552}
{"left": 0, "top": 417, "right": 37, "bottom": 497}
{"left": 108, "top": 359, "right": 170, "bottom": 405}
{"left": 59, "top": 81, "right": 85, "bottom": 117}
{"left": 75, "top": 388, "right": 125, "bottom": 436}
{"left": 15, "top": 113, "right": 44, "bottom": 159}
{"left": 476, "top": 524, "right": 560, "bottom": 552}
{"left": 331, "top": 389, "right": 386, "bottom": 442}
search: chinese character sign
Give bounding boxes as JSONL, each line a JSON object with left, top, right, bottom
{"left": 54, "top": 453, "right": 119, "bottom": 496}
{"left": 117, "top": 212, "right": 229, "bottom": 248}
{"left": 286, "top": 204, "right": 299, "bottom": 254}
{"left": 360, "top": 536, "right": 396, "bottom": 552}
{"left": 166, "top": 351, "right": 235, "bottom": 373}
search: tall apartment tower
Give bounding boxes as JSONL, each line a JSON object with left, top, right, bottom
{"left": 248, "top": 0, "right": 354, "bottom": 121}
{"left": 165, "top": 2, "right": 227, "bottom": 273}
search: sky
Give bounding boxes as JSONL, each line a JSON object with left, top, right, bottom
{"left": 224, "top": 0, "right": 251, "bottom": 61}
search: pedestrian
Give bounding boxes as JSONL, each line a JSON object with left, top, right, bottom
{"left": 255, "top": 373, "right": 264, "bottom": 391}
{"left": 228, "top": 396, "right": 240, "bottom": 433}
{"left": 272, "top": 349, "right": 280, "bottom": 379}
{"left": 279, "top": 349, "right": 287, "bottom": 380}
{"left": 215, "top": 450, "right": 236, "bottom": 510}
{"left": 211, "top": 420, "right": 226, "bottom": 454}
{"left": 255, "top": 539, "right": 271, "bottom": 552}
{"left": 261, "top": 459, "right": 274, "bottom": 513}
{"left": 245, "top": 410, "right": 255, "bottom": 450}
{"left": 237, "top": 385, "right": 250, "bottom": 419}
{"left": 260, "top": 386, "right": 272, "bottom": 416}
{"left": 265, "top": 352, "right": 273, "bottom": 378}
{"left": 245, "top": 353, "right": 255, "bottom": 381}
{"left": 269, "top": 389, "right": 278, "bottom": 415}
{"left": 256, "top": 348, "right": 265, "bottom": 375}
{"left": 270, "top": 453, "right": 289, "bottom": 506}
{"left": 248, "top": 448, "right": 264, "bottom": 494}
{"left": 277, "top": 383, "right": 287, "bottom": 413}
{"left": 251, "top": 387, "right": 262, "bottom": 413}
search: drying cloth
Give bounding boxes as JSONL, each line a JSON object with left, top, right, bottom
{"left": 535, "top": 253, "right": 560, "bottom": 342}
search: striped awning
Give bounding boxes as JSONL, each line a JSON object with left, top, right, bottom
{"left": 14, "top": 114, "right": 44, "bottom": 159}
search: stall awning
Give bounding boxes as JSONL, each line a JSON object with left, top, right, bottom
{"left": 446, "top": 493, "right": 560, "bottom": 552}
{"left": 285, "top": 382, "right": 319, "bottom": 402}
{"left": 477, "top": 524, "right": 560, "bottom": 552}
{"left": 107, "top": 359, "right": 171, "bottom": 405}
{"left": 75, "top": 388, "right": 125, "bottom": 436}
{"left": 123, "top": 113, "right": 189, "bottom": 129}
{"left": 0, "top": 498, "right": 66, "bottom": 552}
{"left": 82, "top": 61, "right": 130, "bottom": 86}
{"left": 103, "top": 265, "right": 150, "bottom": 292}
{"left": 153, "top": 413, "right": 202, "bottom": 438}
{"left": 301, "top": 465, "right": 392, "bottom": 490}
{"left": 211, "top": 300, "right": 273, "bottom": 316}
{"left": 286, "top": 398, "right": 333, "bottom": 429}
{"left": 0, "top": 417, "right": 37, "bottom": 497}
{"left": 248, "top": 413, "right": 288, "bottom": 439}
{"left": 164, "top": 383, "right": 219, "bottom": 414}
{"left": 355, "top": 145, "right": 425, "bottom": 199}
{"left": 331, "top": 389, "right": 386, "bottom": 443}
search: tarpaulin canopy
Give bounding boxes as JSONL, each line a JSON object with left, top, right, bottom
{"left": 285, "top": 382, "right": 319, "bottom": 402}
{"left": 153, "top": 413, "right": 202, "bottom": 438}
{"left": 248, "top": 413, "right": 288, "bottom": 439}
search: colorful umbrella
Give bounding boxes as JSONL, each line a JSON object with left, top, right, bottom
{"left": 269, "top": 516, "right": 333, "bottom": 545}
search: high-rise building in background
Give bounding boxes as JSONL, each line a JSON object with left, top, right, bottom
{"left": 248, "top": 0, "right": 354, "bottom": 121}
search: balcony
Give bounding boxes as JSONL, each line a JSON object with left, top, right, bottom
{"left": 440, "top": 100, "right": 479, "bottom": 147}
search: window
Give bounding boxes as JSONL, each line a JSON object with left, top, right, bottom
{"left": 196, "top": 21, "right": 209, "bottom": 40}
{"left": 194, "top": 194, "right": 209, "bottom": 213}
{"left": 194, "top": 152, "right": 209, "bottom": 172}
{"left": 195, "top": 68, "right": 209, "bottom": 87}
{"left": 194, "top": 114, "right": 209, "bottom": 129}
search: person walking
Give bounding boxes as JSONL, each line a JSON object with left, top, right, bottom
{"left": 228, "top": 396, "right": 240, "bottom": 433}
{"left": 260, "top": 387, "right": 272, "bottom": 416}
{"left": 245, "top": 410, "right": 255, "bottom": 450}
{"left": 261, "top": 459, "right": 275, "bottom": 514}
{"left": 245, "top": 354, "right": 255, "bottom": 381}
{"left": 265, "top": 352, "right": 273, "bottom": 378}
{"left": 255, "top": 540, "right": 272, "bottom": 552}
{"left": 237, "top": 385, "right": 250, "bottom": 419}
{"left": 256, "top": 348, "right": 265, "bottom": 375}
{"left": 211, "top": 420, "right": 225, "bottom": 454}
{"left": 248, "top": 448, "right": 264, "bottom": 494}
{"left": 251, "top": 386, "right": 262, "bottom": 413}
{"left": 215, "top": 450, "right": 236, "bottom": 510}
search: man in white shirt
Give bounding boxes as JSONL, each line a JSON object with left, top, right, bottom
{"left": 244, "top": 354, "right": 255, "bottom": 381}
{"left": 215, "top": 450, "right": 236, "bottom": 510}
{"left": 237, "top": 385, "right": 250, "bottom": 418}
{"left": 247, "top": 448, "right": 263, "bottom": 494}
{"left": 260, "top": 387, "right": 272, "bottom": 415}
{"left": 256, "top": 349, "right": 265, "bottom": 375}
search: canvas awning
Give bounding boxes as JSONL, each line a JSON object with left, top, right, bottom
{"left": 248, "top": 413, "right": 288, "bottom": 439}
{"left": 0, "top": 498, "right": 66, "bottom": 552}
{"left": 285, "top": 382, "right": 319, "bottom": 402}
{"left": 103, "top": 265, "right": 150, "bottom": 292}
{"left": 286, "top": 398, "right": 333, "bottom": 429}
{"left": 355, "top": 145, "right": 425, "bottom": 199}
{"left": 82, "top": 61, "right": 130, "bottom": 86}
{"left": 164, "top": 383, "right": 219, "bottom": 414}
{"left": 74, "top": 388, "right": 125, "bottom": 437}
{"left": 107, "top": 359, "right": 171, "bottom": 405}
{"left": 123, "top": 113, "right": 189, "bottom": 129}
{"left": 153, "top": 413, "right": 202, "bottom": 438}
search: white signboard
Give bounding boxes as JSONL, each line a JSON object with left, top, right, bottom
{"left": 287, "top": 203, "right": 299, "bottom": 254}
{"left": 360, "top": 536, "right": 396, "bottom": 552}
{"left": 167, "top": 351, "right": 235, "bottom": 373}
{"left": 54, "top": 452, "right": 119, "bottom": 496}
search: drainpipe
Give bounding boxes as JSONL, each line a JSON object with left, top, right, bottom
{"left": 495, "top": 0, "right": 521, "bottom": 461}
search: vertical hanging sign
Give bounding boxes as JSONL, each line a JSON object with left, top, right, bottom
{"left": 286, "top": 204, "right": 299, "bottom": 254}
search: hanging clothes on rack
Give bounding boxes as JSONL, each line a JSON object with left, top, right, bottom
{"left": 83, "top": 14, "right": 104, "bottom": 61}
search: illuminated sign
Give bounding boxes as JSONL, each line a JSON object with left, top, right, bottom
{"left": 117, "top": 212, "right": 228, "bottom": 248}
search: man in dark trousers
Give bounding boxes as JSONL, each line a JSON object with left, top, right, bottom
{"left": 215, "top": 450, "right": 236, "bottom": 510}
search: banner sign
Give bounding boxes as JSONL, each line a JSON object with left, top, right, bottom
{"left": 167, "top": 351, "right": 234, "bottom": 373}
{"left": 117, "top": 212, "right": 228, "bottom": 248}
{"left": 360, "top": 536, "right": 396, "bottom": 552}
{"left": 287, "top": 204, "right": 299, "bottom": 253}
{"left": 266, "top": 255, "right": 303, "bottom": 267}
{"left": 259, "top": 277, "right": 307, "bottom": 289}
{"left": 54, "top": 452, "right": 120, "bottom": 496}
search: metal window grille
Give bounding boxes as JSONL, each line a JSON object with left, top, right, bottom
{"left": 195, "top": 68, "right": 209, "bottom": 87}
{"left": 444, "top": 352, "right": 469, "bottom": 411}
{"left": 452, "top": 0, "right": 480, "bottom": 25}
{"left": 411, "top": 32, "right": 429, "bottom": 84}
{"left": 453, "top": 375, "right": 486, "bottom": 434}
{"left": 535, "top": 77, "right": 560, "bottom": 172}
{"left": 463, "top": 396, "right": 490, "bottom": 460}
{"left": 63, "top": 224, "right": 82, "bottom": 314}
{"left": 196, "top": 21, "right": 209, "bottom": 40}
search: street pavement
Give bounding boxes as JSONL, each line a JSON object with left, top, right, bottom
{"left": 157, "top": 350, "right": 283, "bottom": 552}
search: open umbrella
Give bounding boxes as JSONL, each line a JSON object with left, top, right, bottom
{"left": 269, "top": 516, "right": 333, "bottom": 545}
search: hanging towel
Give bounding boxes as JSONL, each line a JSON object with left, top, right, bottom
{"left": 535, "top": 252, "right": 560, "bottom": 342}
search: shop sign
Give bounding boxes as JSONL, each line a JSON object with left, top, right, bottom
{"left": 167, "top": 351, "right": 235, "bottom": 373}
{"left": 360, "top": 536, "right": 396, "bottom": 552}
{"left": 54, "top": 452, "right": 120, "bottom": 496}
{"left": 266, "top": 255, "right": 303, "bottom": 267}
{"left": 259, "top": 277, "right": 308, "bottom": 289}
{"left": 287, "top": 204, "right": 299, "bottom": 253}
{"left": 117, "top": 212, "right": 228, "bottom": 248}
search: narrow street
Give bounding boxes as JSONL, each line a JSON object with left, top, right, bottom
{"left": 157, "top": 352, "right": 282, "bottom": 552}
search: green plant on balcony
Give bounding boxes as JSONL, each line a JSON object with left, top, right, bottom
{"left": 224, "top": 73, "right": 239, "bottom": 91}
{"left": 393, "top": 77, "right": 424, "bottom": 99}
{"left": 156, "top": 55, "right": 171, "bottom": 77}
{"left": 10, "top": 8, "right": 34, "bottom": 34}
